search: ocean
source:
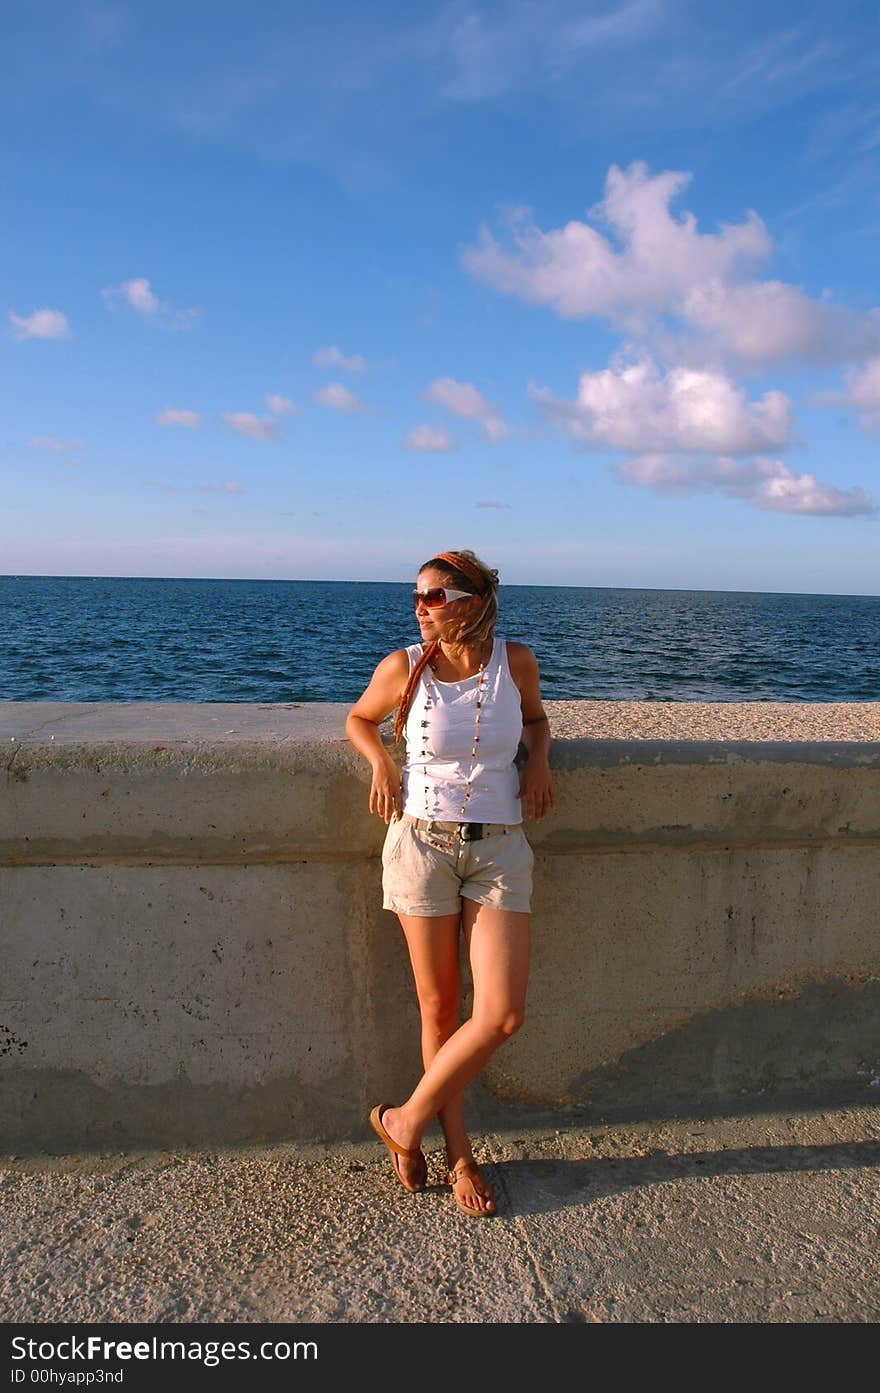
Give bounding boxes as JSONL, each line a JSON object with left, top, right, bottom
{"left": 1, "top": 575, "right": 878, "bottom": 704}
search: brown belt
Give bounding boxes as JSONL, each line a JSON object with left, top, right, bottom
{"left": 401, "top": 813, "right": 518, "bottom": 842}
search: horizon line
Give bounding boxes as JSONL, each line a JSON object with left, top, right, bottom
{"left": 2, "top": 573, "right": 879, "bottom": 602}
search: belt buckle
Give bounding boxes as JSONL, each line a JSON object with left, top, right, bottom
{"left": 426, "top": 820, "right": 454, "bottom": 842}
{"left": 460, "top": 822, "right": 483, "bottom": 842}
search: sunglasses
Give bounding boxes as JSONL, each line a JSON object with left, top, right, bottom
{"left": 412, "top": 586, "right": 475, "bottom": 609}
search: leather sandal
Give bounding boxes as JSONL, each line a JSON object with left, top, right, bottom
{"left": 447, "top": 1159, "right": 496, "bottom": 1217}
{"left": 369, "top": 1104, "right": 427, "bottom": 1194}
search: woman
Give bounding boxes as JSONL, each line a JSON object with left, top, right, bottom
{"left": 345, "top": 549, "right": 554, "bottom": 1217}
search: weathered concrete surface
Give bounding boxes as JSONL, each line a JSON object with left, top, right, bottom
{"left": 2, "top": 701, "right": 879, "bottom": 1151}
{"left": 1, "top": 1103, "right": 878, "bottom": 1323}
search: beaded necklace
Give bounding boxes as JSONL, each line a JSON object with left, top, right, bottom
{"left": 418, "top": 642, "right": 489, "bottom": 821}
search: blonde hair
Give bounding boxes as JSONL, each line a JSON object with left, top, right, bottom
{"left": 394, "top": 549, "right": 500, "bottom": 744}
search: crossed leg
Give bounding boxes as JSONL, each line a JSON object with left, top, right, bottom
{"left": 380, "top": 900, "right": 531, "bottom": 1213}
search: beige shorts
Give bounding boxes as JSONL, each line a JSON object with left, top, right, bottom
{"left": 381, "top": 814, "right": 534, "bottom": 917}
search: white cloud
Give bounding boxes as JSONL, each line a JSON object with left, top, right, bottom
{"left": 844, "top": 357, "right": 880, "bottom": 425}
{"left": 476, "top": 499, "right": 512, "bottom": 509}
{"left": 426, "top": 377, "right": 508, "bottom": 442}
{"left": 28, "top": 435, "right": 81, "bottom": 451}
{"left": 266, "top": 393, "right": 296, "bottom": 415}
{"left": 683, "top": 280, "right": 880, "bottom": 366}
{"left": 532, "top": 357, "right": 791, "bottom": 456}
{"left": 462, "top": 161, "right": 879, "bottom": 366}
{"left": 314, "top": 382, "right": 365, "bottom": 413}
{"left": 617, "top": 453, "right": 711, "bottom": 494}
{"left": 752, "top": 462, "right": 875, "bottom": 516}
{"left": 462, "top": 162, "right": 770, "bottom": 325}
{"left": 313, "top": 345, "right": 368, "bottom": 373}
{"left": 156, "top": 408, "right": 203, "bottom": 429}
{"left": 222, "top": 412, "right": 278, "bottom": 440}
{"left": 102, "top": 278, "right": 201, "bottom": 331}
{"left": 404, "top": 424, "right": 455, "bottom": 452}
{"left": 618, "top": 453, "right": 876, "bottom": 516}
{"left": 114, "top": 277, "right": 159, "bottom": 315}
{"left": 200, "top": 481, "right": 245, "bottom": 495}
{"left": 8, "top": 308, "right": 72, "bottom": 341}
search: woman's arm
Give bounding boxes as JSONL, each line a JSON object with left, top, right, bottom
{"left": 345, "top": 649, "right": 410, "bottom": 823}
{"left": 507, "top": 642, "right": 555, "bottom": 822}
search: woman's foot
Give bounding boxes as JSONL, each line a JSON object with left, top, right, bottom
{"left": 447, "top": 1157, "right": 495, "bottom": 1216}
{"left": 372, "top": 1105, "right": 427, "bottom": 1192}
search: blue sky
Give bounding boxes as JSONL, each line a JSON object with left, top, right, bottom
{"left": 3, "top": 0, "right": 879, "bottom": 592}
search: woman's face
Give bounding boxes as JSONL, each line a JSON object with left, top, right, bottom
{"left": 414, "top": 566, "right": 477, "bottom": 641}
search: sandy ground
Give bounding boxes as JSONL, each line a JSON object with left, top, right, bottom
{"left": 4, "top": 699, "right": 880, "bottom": 751}
{"left": 2, "top": 1101, "right": 878, "bottom": 1325}
{"left": 543, "top": 700, "right": 880, "bottom": 742}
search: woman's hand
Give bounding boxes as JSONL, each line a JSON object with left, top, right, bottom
{"left": 370, "top": 755, "right": 402, "bottom": 824}
{"left": 517, "top": 756, "right": 555, "bottom": 822}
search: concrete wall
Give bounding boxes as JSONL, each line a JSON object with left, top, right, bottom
{"left": 2, "top": 701, "right": 879, "bottom": 1153}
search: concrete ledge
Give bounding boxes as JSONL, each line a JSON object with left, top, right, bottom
{"left": 2, "top": 701, "right": 879, "bottom": 1152}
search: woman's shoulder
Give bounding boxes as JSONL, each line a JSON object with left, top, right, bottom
{"left": 504, "top": 640, "right": 537, "bottom": 672}
{"left": 349, "top": 647, "right": 413, "bottom": 720}
{"left": 362, "top": 648, "right": 412, "bottom": 694}
{"left": 378, "top": 647, "right": 414, "bottom": 675}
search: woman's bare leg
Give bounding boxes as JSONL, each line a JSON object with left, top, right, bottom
{"left": 379, "top": 902, "right": 530, "bottom": 1206}
{"left": 394, "top": 910, "right": 471, "bottom": 1190}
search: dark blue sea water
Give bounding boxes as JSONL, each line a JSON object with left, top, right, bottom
{"left": 1, "top": 575, "right": 878, "bottom": 703}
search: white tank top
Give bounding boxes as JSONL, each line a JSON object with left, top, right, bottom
{"left": 401, "top": 636, "right": 523, "bottom": 824}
